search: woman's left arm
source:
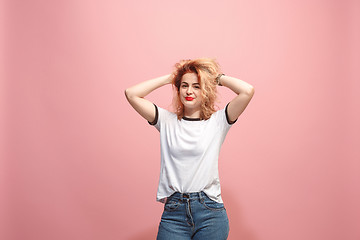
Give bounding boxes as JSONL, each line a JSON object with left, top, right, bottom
{"left": 218, "top": 74, "right": 255, "bottom": 123}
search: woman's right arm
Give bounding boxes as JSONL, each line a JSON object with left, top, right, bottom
{"left": 125, "top": 74, "right": 172, "bottom": 123}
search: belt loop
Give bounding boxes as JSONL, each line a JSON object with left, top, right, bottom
{"left": 199, "top": 191, "right": 204, "bottom": 202}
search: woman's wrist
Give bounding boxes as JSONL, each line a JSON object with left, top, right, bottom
{"left": 166, "top": 73, "right": 174, "bottom": 84}
{"left": 216, "top": 73, "right": 225, "bottom": 86}
{"left": 157, "top": 74, "right": 172, "bottom": 86}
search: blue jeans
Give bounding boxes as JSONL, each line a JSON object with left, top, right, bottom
{"left": 156, "top": 192, "right": 229, "bottom": 240}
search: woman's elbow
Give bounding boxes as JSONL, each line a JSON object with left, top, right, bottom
{"left": 124, "top": 88, "right": 133, "bottom": 100}
{"left": 246, "top": 86, "right": 255, "bottom": 97}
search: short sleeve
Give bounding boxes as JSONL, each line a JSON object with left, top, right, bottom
{"left": 225, "top": 102, "right": 238, "bottom": 125}
{"left": 148, "top": 104, "right": 159, "bottom": 126}
{"left": 148, "top": 104, "right": 176, "bottom": 131}
{"left": 209, "top": 107, "right": 230, "bottom": 134}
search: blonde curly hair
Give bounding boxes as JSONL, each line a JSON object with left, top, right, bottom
{"left": 171, "top": 58, "right": 221, "bottom": 120}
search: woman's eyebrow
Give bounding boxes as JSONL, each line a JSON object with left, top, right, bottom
{"left": 181, "top": 82, "right": 199, "bottom": 86}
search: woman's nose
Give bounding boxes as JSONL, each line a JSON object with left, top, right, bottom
{"left": 186, "top": 87, "right": 193, "bottom": 94}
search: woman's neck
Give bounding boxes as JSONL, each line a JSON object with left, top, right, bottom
{"left": 183, "top": 108, "right": 201, "bottom": 118}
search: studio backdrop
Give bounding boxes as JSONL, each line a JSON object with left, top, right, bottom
{"left": 2, "top": 0, "right": 359, "bottom": 240}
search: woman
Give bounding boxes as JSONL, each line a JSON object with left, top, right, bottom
{"left": 125, "top": 58, "right": 254, "bottom": 239}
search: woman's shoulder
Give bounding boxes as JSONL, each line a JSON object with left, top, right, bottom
{"left": 210, "top": 107, "right": 226, "bottom": 118}
{"left": 208, "top": 106, "right": 234, "bottom": 125}
{"left": 149, "top": 104, "right": 177, "bottom": 127}
{"left": 156, "top": 105, "right": 178, "bottom": 121}
{"left": 210, "top": 103, "right": 237, "bottom": 125}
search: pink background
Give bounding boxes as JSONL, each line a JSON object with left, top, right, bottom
{"left": 2, "top": 0, "right": 360, "bottom": 239}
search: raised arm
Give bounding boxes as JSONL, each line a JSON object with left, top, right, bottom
{"left": 218, "top": 74, "right": 255, "bottom": 123}
{"left": 125, "top": 74, "right": 172, "bottom": 123}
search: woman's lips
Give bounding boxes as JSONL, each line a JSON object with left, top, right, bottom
{"left": 185, "top": 97, "right": 194, "bottom": 101}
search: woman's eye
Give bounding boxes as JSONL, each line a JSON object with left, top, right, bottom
{"left": 181, "top": 85, "right": 187, "bottom": 88}
{"left": 194, "top": 86, "right": 200, "bottom": 89}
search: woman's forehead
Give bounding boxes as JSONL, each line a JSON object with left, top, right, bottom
{"left": 181, "top": 72, "right": 198, "bottom": 83}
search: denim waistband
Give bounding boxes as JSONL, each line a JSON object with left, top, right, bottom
{"left": 168, "top": 191, "right": 206, "bottom": 202}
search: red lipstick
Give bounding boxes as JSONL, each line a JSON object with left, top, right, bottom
{"left": 185, "top": 97, "right": 194, "bottom": 101}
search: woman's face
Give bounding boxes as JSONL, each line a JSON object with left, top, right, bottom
{"left": 179, "top": 72, "right": 203, "bottom": 112}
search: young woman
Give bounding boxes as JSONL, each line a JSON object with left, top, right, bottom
{"left": 125, "top": 58, "right": 254, "bottom": 240}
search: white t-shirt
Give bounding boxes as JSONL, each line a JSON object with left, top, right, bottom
{"left": 150, "top": 104, "right": 235, "bottom": 203}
